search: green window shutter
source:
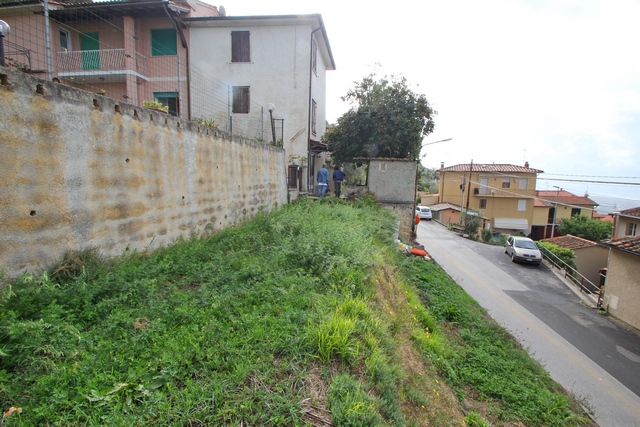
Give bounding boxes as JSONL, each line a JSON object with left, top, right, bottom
{"left": 151, "top": 29, "right": 177, "bottom": 56}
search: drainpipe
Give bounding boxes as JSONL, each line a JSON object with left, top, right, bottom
{"left": 43, "top": 0, "right": 52, "bottom": 80}
{"left": 306, "top": 27, "right": 321, "bottom": 194}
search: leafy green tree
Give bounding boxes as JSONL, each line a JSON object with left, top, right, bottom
{"left": 417, "top": 164, "right": 439, "bottom": 193}
{"left": 323, "top": 73, "right": 436, "bottom": 165}
{"left": 557, "top": 214, "right": 612, "bottom": 241}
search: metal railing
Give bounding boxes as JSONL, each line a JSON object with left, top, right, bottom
{"left": 56, "top": 49, "right": 147, "bottom": 75}
{"left": 538, "top": 245, "right": 604, "bottom": 306}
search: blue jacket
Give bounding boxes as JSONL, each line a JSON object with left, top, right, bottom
{"left": 333, "top": 169, "right": 345, "bottom": 182}
{"left": 317, "top": 167, "right": 329, "bottom": 184}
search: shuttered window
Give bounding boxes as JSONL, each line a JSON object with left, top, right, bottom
{"left": 232, "top": 86, "right": 250, "bottom": 114}
{"left": 151, "top": 29, "right": 177, "bottom": 56}
{"left": 231, "top": 31, "right": 250, "bottom": 62}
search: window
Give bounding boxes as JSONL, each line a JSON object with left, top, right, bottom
{"left": 60, "top": 28, "right": 71, "bottom": 52}
{"left": 479, "top": 198, "right": 487, "bottom": 209}
{"left": 517, "top": 199, "right": 526, "bottom": 211}
{"left": 231, "top": 31, "right": 250, "bottom": 62}
{"left": 151, "top": 29, "right": 177, "bottom": 56}
{"left": 571, "top": 208, "right": 581, "bottom": 217}
{"left": 502, "top": 178, "right": 510, "bottom": 189}
{"left": 379, "top": 163, "right": 387, "bottom": 172}
{"left": 627, "top": 223, "right": 637, "bottom": 236}
{"left": 479, "top": 177, "right": 489, "bottom": 194}
{"left": 311, "top": 100, "right": 317, "bottom": 135}
{"left": 153, "top": 92, "right": 178, "bottom": 116}
{"left": 311, "top": 37, "right": 317, "bottom": 74}
{"left": 518, "top": 178, "right": 528, "bottom": 189}
{"left": 232, "top": 86, "right": 250, "bottom": 114}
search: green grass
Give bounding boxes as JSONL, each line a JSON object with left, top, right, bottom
{"left": 0, "top": 195, "right": 594, "bottom": 426}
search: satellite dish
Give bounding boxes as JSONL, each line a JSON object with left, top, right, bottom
{"left": 219, "top": 5, "right": 226, "bottom": 16}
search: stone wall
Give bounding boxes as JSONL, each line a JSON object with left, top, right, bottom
{"left": 0, "top": 67, "right": 287, "bottom": 280}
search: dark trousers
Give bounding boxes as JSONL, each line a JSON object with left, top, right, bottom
{"left": 334, "top": 181, "right": 343, "bottom": 197}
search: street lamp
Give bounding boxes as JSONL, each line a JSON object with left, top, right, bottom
{"left": 267, "top": 103, "right": 276, "bottom": 144}
{"left": 419, "top": 137, "right": 452, "bottom": 159}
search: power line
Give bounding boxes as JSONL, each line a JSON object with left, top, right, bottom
{"left": 538, "top": 178, "right": 640, "bottom": 186}
{"left": 541, "top": 173, "right": 640, "bottom": 179}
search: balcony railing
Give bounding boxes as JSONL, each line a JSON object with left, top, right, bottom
{"left": 56, "top": 49, "right": 147, "bottom": 79}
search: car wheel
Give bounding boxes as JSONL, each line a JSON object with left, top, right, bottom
{"left": 504, "top": 247, "right": 508, "bottom": 254}
{"left": 511, "top": 253, "right": 516, "bottom": 263}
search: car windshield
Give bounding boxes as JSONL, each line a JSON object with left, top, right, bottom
{"left": 515, "top": 240, "right": 537, "bottom": 250}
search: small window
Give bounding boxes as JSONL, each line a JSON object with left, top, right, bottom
{"left": 232, "top": 86, "right": 250, "bottom": 114}
{"left": 479, "top": 199, "right": 487, "bottom": 209}
{"left": 379, "top": 163, "right": 387, "bottom": 172}
{"left": 231, "top": 31, "right": 250, "bottom": 62}
{"left": 311, "top": 99, "right": 317, "bottom": 136}
{"left": 153, "top": 92, "right": 179, "bottom": 116}
{"left": 571, "top": 208, "right": 581, "bottom": 217}
{"left": 502, "top": 178, "right": 510, "bottom": 189}
{"left": 517, "top": 199, "right": 526, "bottom": 211}
{"left": 627, "top": 223, "right": 637, "bottom": 236}
{"left": 60, "top": 28, "right": 71, "bottom": 51}
{"left": 311, "top": 37, "right": 317, "bottom": 74}
{"left": 518, "top": 178, "right": 528, "bottom": 189}
{"left": 151, "top": 29, "right": 177, "bottom": 56}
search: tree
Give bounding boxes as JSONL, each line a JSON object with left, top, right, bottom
{"left": 416, "top": 165, "right": 439, "bottom": 193}
{"left": 323, "top": 73, "right": 436, "bottom": 165}
{"left": 557, "top": 214, "right": 612, "bottom": 241}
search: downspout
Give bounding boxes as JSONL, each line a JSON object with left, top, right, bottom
{"left": 163, "top": 4, "right": 190, "bottom": 119}
{"left": 307, "top": 27, "right": 321, "bottom": 194}
{"left": 43, "top": 0, "right": 52, "bottom": 80}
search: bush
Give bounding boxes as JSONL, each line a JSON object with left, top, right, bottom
{"left": 481, "top": 228, "right": 493, "bottom": 242}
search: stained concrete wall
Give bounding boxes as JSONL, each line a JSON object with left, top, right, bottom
{"left": 0, "top": 67, "right": 287, "bottom": 280}
{"left": 603, "top": 249, "right": 640, "bottom": 330}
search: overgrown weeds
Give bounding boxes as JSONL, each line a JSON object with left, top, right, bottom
{"left": 0, "top": 195, "right": 595, "bottom": 426}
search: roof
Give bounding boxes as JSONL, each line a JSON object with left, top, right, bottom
{"left": 184, "top": 14, "right": 336, "bottom": 70}
{"left": 429, "top": 202, "right": 461, "bottom": 212}
{"left": 439, "top": 163, "right": 543, "bottom": 174}
{"left": 534, "top": 198, "right": 553, "bottom": 208}
{"left": 617, "top": 206, "right": 640, "bottom": 219}
{"left": 599, "top": 236, "right": 640, "bottom": 257}
{"left": 541, "top": 234, "right": 599, "bottom": 250}
{"left": 593, "top": 212, "right": 615, "bottom": 223}
{"left": 535, "top": 190, "right": 598, "bottom": 207}
{"left": 46, "top": 0, "right": 194, "bottom": 20}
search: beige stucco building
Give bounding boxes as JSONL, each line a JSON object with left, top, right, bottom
{"left": 438, "top": 162, "right": 542, "bottom": 235}
{"left": 599, "top": 237, "right": 640, "bottom": 330}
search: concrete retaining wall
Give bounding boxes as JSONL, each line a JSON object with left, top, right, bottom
{"left": 0, "top": 67, "right": 287, "bottom": 280}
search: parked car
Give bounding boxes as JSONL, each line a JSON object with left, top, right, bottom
{"left": 415, "top": 206, "right": 432, "bottom": 220}
{"left": 504, "top": 236, "right": 542, "bottom": 266}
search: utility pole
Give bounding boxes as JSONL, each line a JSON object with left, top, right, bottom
{"left": 465, "top": 159, "right": 473, "bottom": 212}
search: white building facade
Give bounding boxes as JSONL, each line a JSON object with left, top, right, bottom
{"left": 186, "top": 14, "right": 336, "bottom": 194}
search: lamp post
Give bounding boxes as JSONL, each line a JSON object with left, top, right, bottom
{"left": 0, "top": 20, "right": 10, "bottom": 67}
{"left": 267, "top": 103, "right": 276, "bottom": 144}
{"left": 413, "top": 137, "right": 452, "bottom": 238}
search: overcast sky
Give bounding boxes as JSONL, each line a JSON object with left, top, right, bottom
{"left": 221, "top": 0, "right": 640, "bottom": 210}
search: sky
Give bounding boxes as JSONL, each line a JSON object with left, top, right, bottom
{"left": 219, "top": 0, "right": 640, "bottom": 211}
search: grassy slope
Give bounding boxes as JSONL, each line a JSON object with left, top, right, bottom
{"left": 0, "top": 196, "right": 595, "bottom": 426}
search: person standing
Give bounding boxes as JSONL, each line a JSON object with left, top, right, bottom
{"left": 332, "top": 166, "right": 346, "bottom": 197}
{"left": 317, "top": 163, "right": 329, "bottom": 196}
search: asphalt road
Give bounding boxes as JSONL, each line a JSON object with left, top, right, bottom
{"left": 416, "top": 220, "right": 640, "bottom": 427}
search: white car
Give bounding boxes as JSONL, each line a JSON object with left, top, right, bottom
{"left": 415, "top": 206, "right": 432, "bottom": 220}
{"left": 504, "top": 236, "right": 542, "bottom": 266}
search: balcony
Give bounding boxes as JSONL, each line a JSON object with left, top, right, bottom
{"left": 56, "top": 49, "right": 148, "bottom": 84}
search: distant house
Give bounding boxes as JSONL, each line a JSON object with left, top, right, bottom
{"left": 530, "top": 189, "right": 599, "bottom": 240}
{"left": 438, "top": 162, "right": 542, "bottom": 235}
{"left": 541, "top": 234, "right": 608, "bottom": 287}
{"left": 599, "top": 236, "right": 640, "bottom": 330}
{"left": 429, "top": 202, "right": 462, "bottom": 225}
{"left": 611, "top": 207, "right": 640, "bottom": 239}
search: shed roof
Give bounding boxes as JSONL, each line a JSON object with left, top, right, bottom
{"left": 541, "top": 234, "right": 599, "bottom": 250}
{"left": 599, "top": 236, "right": 640, "bottom": 257}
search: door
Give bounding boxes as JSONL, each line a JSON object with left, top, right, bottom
{"left": 80, "top": 32, "right": 100, "bottom": 70}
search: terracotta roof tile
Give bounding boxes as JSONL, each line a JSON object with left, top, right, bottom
{"left": 599, "top": 236, "right": 640, "bottom": 256}
{"left": 535, "top": 190, "right": 598, "bottom": 207}
{"left": 541, "top": 234, "right": 598, "bottom": 250}
{"left": 618, "top": 206, "right": 640, "bottom": 218}
{"left": 439, "top": 163, "right": 543, "bottom": 174}
{"left": 429, "top": 202, "right": 462, "bottom": 212}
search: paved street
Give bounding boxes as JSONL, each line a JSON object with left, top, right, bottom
{"left": 416, "top": 220, "right": 640, "bottom": 427}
